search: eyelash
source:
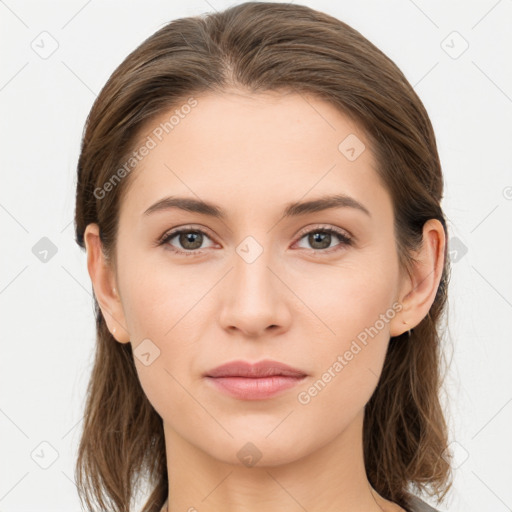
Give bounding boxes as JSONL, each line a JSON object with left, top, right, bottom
{"left": 157, "top": 225, "right": 353, "bottom": 257}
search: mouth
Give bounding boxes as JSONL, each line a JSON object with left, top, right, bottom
{"left": 204, "top": 359, "right": 308, "bottom": 400}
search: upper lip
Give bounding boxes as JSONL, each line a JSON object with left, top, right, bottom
{"left": 205, "top": 359, "right": 307, "bottom": 378}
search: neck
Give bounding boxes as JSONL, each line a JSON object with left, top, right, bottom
{"left": 162, "top": 409, "right": 398, "bottom": 512}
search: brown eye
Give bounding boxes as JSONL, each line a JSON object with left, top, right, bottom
{"left": 159, "top": 228, "right": 215, "bottom": 256}
{"left": 295, "top": 227, "right": 352, "bottom": 253}
{"left": 176, "top": 231, "right": 203, "bottom": 250}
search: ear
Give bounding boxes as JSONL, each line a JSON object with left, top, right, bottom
{"left": 84, "top": 223, "right": 130, "bottom": 344}
{"left": 389, "top": 219, "right": 446, "bottom": 337}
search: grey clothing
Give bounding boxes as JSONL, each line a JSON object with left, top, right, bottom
{"left": 405, "top": 492, "right": 441, "bottom": 512}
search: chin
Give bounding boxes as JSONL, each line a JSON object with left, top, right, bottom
{"left": 198, "top": 430, "right": 312, "bottom": 468}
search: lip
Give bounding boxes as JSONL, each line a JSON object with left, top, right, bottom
{"left": 204, "top": 359, "right": 308, "bottom": 400}
{"left": 205, "top": 359, "right": 307, "bottom": 378}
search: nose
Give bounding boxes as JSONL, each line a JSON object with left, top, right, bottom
{"left": 218, "top": 242, "right": 291, "bottom": 338}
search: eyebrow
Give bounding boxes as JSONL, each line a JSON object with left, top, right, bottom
{"left": 143, "top": 193, "right": 371, "bottom": 219}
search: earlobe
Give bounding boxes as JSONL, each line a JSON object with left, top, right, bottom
{"left": 389, "top": 299, "right": 412, "bottom": 337}
{"left": 389, "top": 219, "right": 446, "bottom": 337}
{"left": 84, "top": 223, "right": 130, "bottom": 344}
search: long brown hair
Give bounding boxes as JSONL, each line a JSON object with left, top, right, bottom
{"left": 74, "top": 2, "right": 453, "bottom": 510}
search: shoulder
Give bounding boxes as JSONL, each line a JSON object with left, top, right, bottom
{"left": 404, "top": 492, "right": 442, "bottom": 512}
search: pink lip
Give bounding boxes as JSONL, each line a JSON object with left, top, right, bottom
{"left": 204, "top": 359, "right": 307, "bottom": 400}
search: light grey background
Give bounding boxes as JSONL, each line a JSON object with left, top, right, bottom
{"left": 1, "top": 1, "right": 511, "bottom": 511}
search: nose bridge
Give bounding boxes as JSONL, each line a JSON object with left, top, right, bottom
{"left": 233, "top": 233, "right": 276, "bottom": 300}
{"left": 218, "top": 232, "right": 286, "bottom": 334}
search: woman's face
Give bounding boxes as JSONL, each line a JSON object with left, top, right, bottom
{"left": 96, "top": 89, "right": 411, "bottom": 466}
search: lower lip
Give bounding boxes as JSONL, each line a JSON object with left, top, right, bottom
{"left": 205, "top": 375, "right": 306, "bottom": 400}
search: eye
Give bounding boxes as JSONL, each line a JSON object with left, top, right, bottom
{"left": 157, "top": 224, "right": 353, "bottom": 257}
{"left": 158, "top": 227, "right": 216, "bottom": 256}
{"left": 294, "top": 225, "right": 353, "bottom": 254}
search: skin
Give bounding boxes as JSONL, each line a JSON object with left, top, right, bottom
{"left": 84, "top": 89, "right": 445, "bottom": 512}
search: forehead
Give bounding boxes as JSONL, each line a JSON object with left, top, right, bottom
{"left": 119, "top": 90, "right": 388, "bottom": 223}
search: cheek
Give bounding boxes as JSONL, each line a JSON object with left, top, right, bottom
{"left": 294, "top": 318, "right": 391, "bottom": 439}
{"left": 291, "top": 255, "right": 398, "bottom": 342}
{"left": 133, "top": 354, "right": 206, "bottom": 438}
{"left": 291, "top": 258, "right": 397, "bottom": 406}
{"left": 119, "top": 263, "right": 205, "bottom": 414}
{"left": 118, "top": 252, "right": 192, "bottom": 339}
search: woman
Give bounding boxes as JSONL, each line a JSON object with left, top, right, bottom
{"left": 74, "top": 2, "right": 453, "bottom": 511}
